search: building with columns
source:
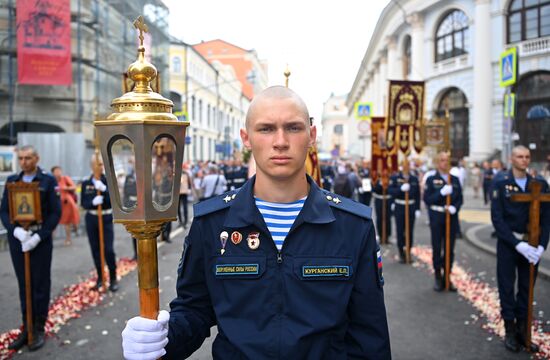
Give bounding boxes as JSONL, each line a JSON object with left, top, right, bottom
{"left": 347, "top": 0, "right": 550, "bottom": 164}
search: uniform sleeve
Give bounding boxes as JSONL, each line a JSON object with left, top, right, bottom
{"left": 0, "top": 182, "right": 13, "bottom": 233}
{"left": 80, "top": 181, "right": 93, "bottom": 210}
{"left": 165, "top": 219, "right": 216, "bottom": 359}
{"left": 102, "top": 185, "right": 112, "bottom": 209}
{"left": 452, "top": 178, "right": 463, "bottom": 212}
{"left": 345, "top": 220, "right": 391, "bottom": 359}
{"left": 490, "top": 181, "right": 519, "bottom": 248}
{"left": 539, "top": 181, "right": 550, "bottom": 249}
{"left": 38, "top": 177, "right": 61, "bottom": 240}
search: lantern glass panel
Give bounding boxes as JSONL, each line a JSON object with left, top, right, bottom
{"left": 151, "top": 136, "right": 176, "bottom": 211}
{"left": 111, "top": 137, "right": 137, "bottom": 212}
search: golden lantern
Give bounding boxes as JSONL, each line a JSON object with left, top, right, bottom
{"left": 94, "top": 16, "right": 189, "bottom": 319}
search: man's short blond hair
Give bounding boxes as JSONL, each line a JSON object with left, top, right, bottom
{"left": 245, "top": 86, "right": 310, "bottom": 129}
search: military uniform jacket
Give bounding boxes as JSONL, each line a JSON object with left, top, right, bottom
{"left": 483, "top": 168, "right": 493, "bottom": 186}
{"left": 166, "top": 176, "right": 391, "bottom": 359}
{"left": 0, "top": 167, "right": 61, "bottom": 243}
{"left": 388, "top": 173, "right": 420, "bottom": 212}
{"left": 491, "top": 171, "right": 550, "bottom": 250}
{"left": 80, "top": 174, "right": 112, "bottom": 211}
{"left": 423, "top": 172, "right": 463, "bottom": 216}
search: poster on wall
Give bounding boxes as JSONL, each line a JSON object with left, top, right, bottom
{"left": 0, "top": 146, "right": 17, "bottom": 175}
{"left": 17, "top": 0, "right": 72, "bottom": 85}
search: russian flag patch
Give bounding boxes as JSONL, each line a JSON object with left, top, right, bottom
{"left": 377, "top": 248, "right": 384, "bottom": 287}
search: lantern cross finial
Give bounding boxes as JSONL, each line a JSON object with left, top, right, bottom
{"left": 133, "top": 16, "right": 148, "bottom": 47}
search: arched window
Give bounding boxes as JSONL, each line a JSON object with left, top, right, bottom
{"left": 514, "top": 71, "right": 550, "bottom": 162}
{"left": 435, "top": 10, "right": 469, "bottom": 62}
{"left": 507, "top": 0, "right": 550, "bottom": 43}
{"left": 172, "top": 56, "right": 182, "bottom": 73}
{"left": 403, "top": 35, "right": 412, "bottom": 78}
{"left": 435, "top": 88, "right": 470, "bottom": 159}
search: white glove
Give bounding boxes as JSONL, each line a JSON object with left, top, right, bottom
{"left": 391, "top": 203, "right": 395, "bottom": 212}
{"left": 13, "top": 227, "right": 30, "bottom": 242}
{"left": 534, "top": 245, "right": 545, "bottom": 265}
{"left": 93, "top": 179, "right": 107, "bottom": 192}
{"left": 515, "top": 242, "right": 539, "bottom": 264}
{"left": 92, "top": 195, "right": 104, "bottom": 206}
{"left": 415, "top": 210, "right": 421, "bottom": 218}
{"left": 122, "top": 310, "right": 169, "bottom": 360}
{"left": 440, "top": 184, "right": 453, "bottom": 196}
{"left": 400, "top": 183, "right": 410, "bottom": 192}
{"left": 22, "top": 233, "right": 41, "bottom": 252}
{"left": 446, "top": 205, "right": 457, "bottom": 215}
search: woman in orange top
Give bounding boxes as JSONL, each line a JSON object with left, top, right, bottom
{"left": 52, "top": 166, "right": 80, "bottom": 245}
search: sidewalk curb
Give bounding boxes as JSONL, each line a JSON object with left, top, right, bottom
{"left": 464, "top": 222, "right": 550, "bottom": 280}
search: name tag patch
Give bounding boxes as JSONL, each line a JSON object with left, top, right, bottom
{"left": 302, "top": 265, "right": 350, "bottom": 278}
{"left": 215, "top": 263, "right": 259, "bottom": 276}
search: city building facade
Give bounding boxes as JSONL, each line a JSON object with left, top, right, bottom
{"left": 193, "top": 39, "right": 268, "bottom": 101}
{"left": 0, "top": 0, "right": 171, "bottom": 146}
{"left": 347, "top": 0, "right": 550, "bottom": 164}
{"left": 169, "top": 39, "right": 250, "bottom": 163}
{"left": 320, "top": 93, "right": 368, "bottom": 159}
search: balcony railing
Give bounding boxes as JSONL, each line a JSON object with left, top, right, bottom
{"left": 518, "top": 36, "right": 550, "bottom": 56}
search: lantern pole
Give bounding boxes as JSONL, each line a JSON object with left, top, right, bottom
{"left": 93, "top": 113, "right": 107, "bottom": 292}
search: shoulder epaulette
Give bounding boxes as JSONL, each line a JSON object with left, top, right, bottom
{"left": 193, "top": 190, "right": 238, "bottom": 218}
{"left": 321, "top": 190, "right": 372, "bottom": 220}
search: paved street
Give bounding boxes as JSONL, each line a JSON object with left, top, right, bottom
{"left": 1, "top": 189, "right": 549, "bottom": 359}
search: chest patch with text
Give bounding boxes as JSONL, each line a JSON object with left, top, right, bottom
{"left": 215, "top": 264, "right": 259, "bottom": 276}
{"left": 302, "top": 265, "right": 350, "bottom": 278}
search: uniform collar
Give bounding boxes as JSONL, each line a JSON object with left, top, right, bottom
{"left": 16, "top": 166, "right": 44, "bottom": 181}
{"left": 88, "top": 173, "right": 106, "bottom": 182}
{"left": 223, "top": 174, "right": 335, "bottom": 229}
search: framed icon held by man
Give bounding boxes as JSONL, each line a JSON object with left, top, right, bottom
{"left": 7, "top": 182, "right": 42, "bottom": 226}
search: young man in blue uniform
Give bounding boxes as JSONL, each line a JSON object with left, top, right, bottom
{"left": 0, "top": 145, "right": 61, "bottom": 351}
{"left": 423, "top": 151, "right": 463, "bottom": 291}
{"left": 81, "top": 154, "right": 118, "bottom": 292}
{"left": 491, "top": 145, "right": 549, "bottom": 353}
{"left": 388, "top": 160, "right": 420, "bottom": 263}
{"left": 121, "top": 86, "right": 391, "bottom": 359}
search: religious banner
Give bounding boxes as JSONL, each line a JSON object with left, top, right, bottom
{"left": 371, "top": 117, "right": 397, "bottom": 180}
{"left": 386, "top": 80, "right": 425, "bottom": 155}
{"left": 17, "top": 0, "right": 72, "bottom": 85}
{"left": 422, "top": 117, "right": 450, "bottom": 152}
{"left": 305, "top": 145, "right": 322, "bottom": 187}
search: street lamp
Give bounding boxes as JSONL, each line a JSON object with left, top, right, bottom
{"left": 94, "top": 16, "right": 189, "bottom": 319}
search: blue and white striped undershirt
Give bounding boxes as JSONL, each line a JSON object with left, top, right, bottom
{"left": 255, "top": 196, "right": 306, "bottom": 251}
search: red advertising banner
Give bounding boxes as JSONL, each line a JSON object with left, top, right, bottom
{"left": 17, "top": 0, "right": 72, "bottom": 85}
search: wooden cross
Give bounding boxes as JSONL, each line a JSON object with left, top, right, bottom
{"left": 511, "top": 180, "right": 550, "bottom": 351}
{"left": 133, "top": 16, "right": 149, "bottom": 46}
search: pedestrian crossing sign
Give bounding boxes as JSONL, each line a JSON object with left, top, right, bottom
{"left": 355, "top": 102, "right": 373, "bottom": 120}
{"left": 500, "top": 47, "right": 517, "bottom": 88}
{"left": 504, "top": 93, "right": 515, "bottom": 117}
